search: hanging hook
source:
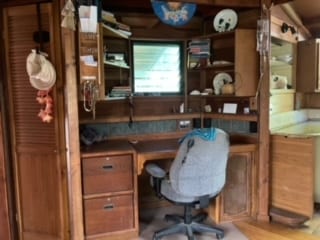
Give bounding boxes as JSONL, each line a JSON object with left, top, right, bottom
{"left": 33, "top": 3, "right": 50, "bottom": 53}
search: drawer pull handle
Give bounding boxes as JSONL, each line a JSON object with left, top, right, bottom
{"left": 103, "top": 204, "right": 114, "bottom": 211}
{"left": 102, "top": 165, "right": 113, "bottom": 171}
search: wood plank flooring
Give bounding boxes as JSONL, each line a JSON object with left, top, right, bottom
{"left": 235, "top": 220, "right": 320, "bottom": 240}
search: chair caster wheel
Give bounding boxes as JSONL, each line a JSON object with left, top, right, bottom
{"left": 216, "top": 233, "right": 224, "bottom": 239}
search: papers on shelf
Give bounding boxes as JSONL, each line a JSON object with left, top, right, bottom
{"left": 80, "top": 55, "right": 97, "bottom": 67}
{"left": 223, "top": 103, "right": 238, "bottom": 114}
{"left": 79, "top": 5, "right": 97, "bottom": 33}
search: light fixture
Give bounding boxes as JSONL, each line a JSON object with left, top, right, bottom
{"left": 281, "top": 22, "right": 296, "bottom": 35}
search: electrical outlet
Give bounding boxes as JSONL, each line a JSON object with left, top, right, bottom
{"left": 177, "top": 120, "right": 191, "bottom": 131}
{"left": 249, "top": 97, "right": 258, "bottom": 111}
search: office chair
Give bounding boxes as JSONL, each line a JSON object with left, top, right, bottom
{"left": 146, "top": 127, "right": 230, "bottom": 240}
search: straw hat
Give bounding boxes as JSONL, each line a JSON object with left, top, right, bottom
{"left": 151, "top": 0, "right": 197, "bottom": 27}
{"left": 26, "top": 49, "right": 56, "bottom": 90}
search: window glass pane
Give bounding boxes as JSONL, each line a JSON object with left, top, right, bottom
{"left": 133, "top": 41, "right": 183, "bottom": 95}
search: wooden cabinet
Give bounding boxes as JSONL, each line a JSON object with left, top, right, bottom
{"left": 297, "top": 38, "right": 320, "bottom": 93}
{"left": 81, "top": 151, "right": 138, "bottom": 239}
{"left": 78, "top": 23, "right": 131, "bottom": 102}
{"left": 269, "top": 38, "right": 296, "bottom": 115}
{"left": 210, "top": 144, "right": 257, "bottom": 223}
{"left": 270, "top": 37, "right": 296, "bottom": 90}
{"left": 78, "top": 30, "right": 104, "bottom": 100}
{"left": 3, "top": 4, "right": 69, "bottom": 240}
{"left": 186, "top": 29, "right": 258, "bottom": 97}
{"left": 186, "top": 29, "right": 258, "bottom": 116}
{"left": 102, "top": 24, "right": 131, "bottom": 99}
{"left": 270, "top": 135, "right": 314, "bottom": 218}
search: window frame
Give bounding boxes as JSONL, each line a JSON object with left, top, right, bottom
{"left": 131, "top": 40, "right": 185, "bottom": 96}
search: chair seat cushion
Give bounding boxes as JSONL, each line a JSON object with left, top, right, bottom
{"left": 161, "top": 178, "right": 220, "bottom": 204}
{"left": 161, "top": 178, "right": 198, "bottom": 203}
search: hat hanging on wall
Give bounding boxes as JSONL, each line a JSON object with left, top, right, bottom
{"left": 26, "top": 49, "right": 56, "bottom": 91}
{"left": 151, "top": 0, "right": 197, "bottom": 27}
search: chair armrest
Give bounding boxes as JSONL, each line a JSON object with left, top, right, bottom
{"left": 145, "top": 163, "right": 167, "bottom": 198}
{"left": 145, "top": 163, "right": 166, "bottom": 178}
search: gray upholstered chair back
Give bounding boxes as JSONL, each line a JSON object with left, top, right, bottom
{"left": 169, "top": 128, "right": 229, "bottom": 198}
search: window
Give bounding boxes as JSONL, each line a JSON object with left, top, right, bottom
{"left": 132, "top": 41, "right": 184, "bottom": 95}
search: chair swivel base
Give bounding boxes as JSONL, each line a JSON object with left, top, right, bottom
{"left": 153, "top": 213, "right": 224, "bottom": 240}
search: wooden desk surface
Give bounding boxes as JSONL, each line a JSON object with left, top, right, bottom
{"left": 80, "top": 137, "right": 257, "bottom": 175}
{"left": 132, "top": 138, "right": 179, "bottom": 154}
{"left": 80, "top": 136, "right": 258, "bottom": 223}
{"left": 132, "top": 138, "right": 180, "bottom": 175}
{"left": 80, "top": 139, "right": 135, "bottom": 158}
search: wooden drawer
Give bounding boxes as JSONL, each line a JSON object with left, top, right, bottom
{"left": 84, "top": 194, "right": 134, "bottom": 236}
{"left": 82, "top": 154, "right": 133, "bottom": 195}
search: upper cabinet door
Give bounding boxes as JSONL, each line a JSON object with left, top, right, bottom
{"left": 270, "top": 37, "right": 297, "bottom": 90}
{"left": 296, "top": 39, "right": 320, "bottom": 93}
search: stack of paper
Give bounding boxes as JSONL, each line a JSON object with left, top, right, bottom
{"left": 79, "top": 5, "right": 98, "bottom": 33}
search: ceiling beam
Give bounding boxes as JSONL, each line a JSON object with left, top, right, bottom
{"left": 272, "top": 0, "right": 293, "bottom": 4}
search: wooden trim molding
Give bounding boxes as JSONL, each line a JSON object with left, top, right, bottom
{"left": 62, "top": 27, "right": 85, "bottom": 239}
{"left": 0, "top": 114, "right": 12, "bottom": 240}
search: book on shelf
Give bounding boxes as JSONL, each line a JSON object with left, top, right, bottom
{"left": 109, "top": 85, "right": 131, "bottom": 98}
{"left": 101, "top": 9, "right": 132, "bottom": 36}
{"left": 102, "top": 10, "right": 114, "bottom": 18}
{"left": 105, "top": 52, "right": 124, "bottom": 61}
{"left": 103, "top": 20, "right": 132, "bottom": 36}
{"left": 116, "top": 21, "right": 131, "bottom": 31}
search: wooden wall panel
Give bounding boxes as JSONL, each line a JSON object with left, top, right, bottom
{"left": 303, "top": 93, "right": 320, "bottom": 108}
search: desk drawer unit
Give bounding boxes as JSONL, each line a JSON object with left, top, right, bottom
{"left": 84, "top": 194, "right": 134, "bottom": 235}
{"left": 82, "top": 154, "right": 133, "bottom": 195}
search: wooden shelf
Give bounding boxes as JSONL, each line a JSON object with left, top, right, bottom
{"left": 204, "top": 113, "right": 258, "bottom": 122}
{"left": 187, "top": 62, "right": 234, "bottom": 71}
{"left": 192, "top": 30, "right": 235, "bottom": 40}
{"left": 79, "top": 112, "right": 258, "bottom": 124}
{"left": 188, "top": 94, "right": 235, "bottom": 98}
{"left": 271, "top": 60, "right": 292, "bottom": 67}
{"left": 79, "top": 113, "right": 198, "bottom": 124}
{"left": 270, "top": 89, "right": 295, "bottom": 94}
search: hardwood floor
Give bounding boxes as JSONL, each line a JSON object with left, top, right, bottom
{"left": 235, "top": 220, "right": 320, "bottom": 240}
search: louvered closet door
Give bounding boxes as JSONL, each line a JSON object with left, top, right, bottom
{"left": 3, "top": 4, "right": 68, "bottom": 240}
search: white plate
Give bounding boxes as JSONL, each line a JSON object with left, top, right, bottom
{"left": 212, "top": 72, "right": 233, "bottom": 95}
{"left": 213, "top": 9, "right": 238, "bottom": 32}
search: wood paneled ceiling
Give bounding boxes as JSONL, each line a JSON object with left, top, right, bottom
{"left": 101, "top": 0, "right": 261, "bottom": 19}
{"left": 102, "top": 0, "right": 320, "bottom": 38}
{"left": 288, "top": 0, "right": 320, "bottom": 37}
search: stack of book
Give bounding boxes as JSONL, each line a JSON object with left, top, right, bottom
{"left": 188, "top": 39, "right": 211, "bottom": 68}
{"left": 109, "top": 86, "right": 131, "bottom": 98}
{"left": 102, "top": 10, "right": 132, "bottom": 37}
{"left": 105, "top": 52, "right": 129, "bottom": 68}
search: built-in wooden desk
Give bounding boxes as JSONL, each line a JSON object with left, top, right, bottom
{"left": 80, "top": 136, "right": 258, "bottom": 239}
{"left": 132, "top": 137, "right": 258, "bottom": 223}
